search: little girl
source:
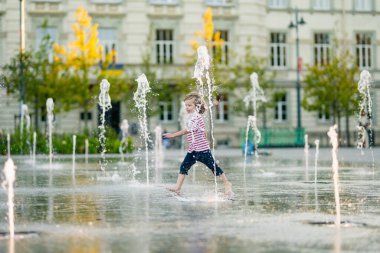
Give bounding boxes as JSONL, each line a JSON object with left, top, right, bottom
{"left": 163, "top": 92, "right": 233, "bottom": 197}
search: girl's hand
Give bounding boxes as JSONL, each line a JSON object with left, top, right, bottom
{"left": 163, "top": 133, "right": 174, "bottom": 139}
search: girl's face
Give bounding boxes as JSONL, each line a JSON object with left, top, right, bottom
{"left": 184, "top": 98, "right": 196, "bottom": 113}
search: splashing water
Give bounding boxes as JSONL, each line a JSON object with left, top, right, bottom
{"left": 119, "top": 119, "right": 129, "bottom": 162}
{"left": 244, "top": 73, "right": 267, "bottom": 110}
{"left": 21, "top": 104, "right": 30, "bottom": 133}
{"left": 130, "top": 163, "right": 140, "bottom": 183}
{"left": 7, "top": 133, "right": 10, "bottom": 159}
{"left": 98, "top": 79, "right": 112, "bottom": 171}
{"left": 2, "top": 158, "right": 16, "bottom": 238}
{"left": 304, "top": 134, "right": 309, "bottom": 181}
{"left": 178, "top": 102, "right": 186, "bottom": 154}
{"left": 243, "top": 116, "right": 261, "bottom": 161}
{"left": 85, "top": 139, "right": 89, "bottom": 164}
{"left": 46, "top": 98, "right": 54, "bottom": 165}
{"left": 356, "top": 70, "right": 375, "bottom": 166}
{"left": 134, "top": 74, "right": 151, "bottom": 185}
{"left": 154, "top": 126, "right": 164, "bottom": 183}
{"left": 20, "top": 104, "right": 31, "bottom": 155}
{"left": 32, "top": 132, "right": 36, "bottom": 164}
{"left": 243, "top": 73, "right": 267, "bottom": 158}
{"left": 327, "top": 125, "right": 341, "bottom": 227}
{"left": 314, "top": 139, "right": 320, "bottom": 184}
{"left": 357, "top": 70, "right": 372, "bottom": 148}
{"left": 314, "top": 139, "right": 320, "bottom": 211}
{"left": 193, "top": 46, "right": 217, "bottom": 194}
{"left": 242, "top": 116, "right": 260, "bottom": 175}
{"left": 72, "top": 135, "right": 76, "bottom": 174}
{"left": 193, "top": 46, "right": 211, "bottom": 97}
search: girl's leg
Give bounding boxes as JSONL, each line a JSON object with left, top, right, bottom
{"left": 197, "top": 151, "right": 233, "bottom": 194}
{"left": 219, "top": 173, "right": 233, "bottom": 195}
{"left": 197, "top": 150, "right": 223, "bottom": 176}
{"left": 168, "top": 174, "right": 185, "bottom": 194}
{"left": 168, "top": 152, "right": 196, "bottom": 194}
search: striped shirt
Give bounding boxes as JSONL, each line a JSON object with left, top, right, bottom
{"left": 186, "top": 113, "right": 210, "bottom": 152}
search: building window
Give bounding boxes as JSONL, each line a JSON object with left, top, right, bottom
{"left": 212, "top": 30, "right": 229, "bottom": 65}
{"left": 314, "top": 33, "right": 330, "bottom": 66}
{"left": 216, "top": 94, "right": 229, "bottom": 122}
{"left": 268, "top": 0, "right": 288, "bottom": 9}
{"left": 205, "top": 0, "right": 233, "bottom": 6}
{"left": 80, "top": 112, "right": 92, "bottom": 121}
{"left": 36, "top": 26, "right": 58, "bottom": 61}
{"left": 354, "top": 0, "right": 372, "bottom": 11}
{"left": 356, "top": 33, "right": 372, "bottom": 68}
{"left": 274, "top": 93, "right": 287, "bottom": 121}
{"left": 150, "top": 0, "right": 179, "bottom": 5}
{"left": 318, "top": 106, "right": 330, "bottom": 122}
{"left": 155, "top": 29, "right": 174, "bottom": 64}
{"left": 90, "top": 0, "right": 122, "bottom": 3}
{"left": 98, "top": 28, "right": 118, "bottom": 63}
{"left": 270, "top": 32, "right": 287, "bottom": 68}
{"left": 159, "top": 101, "right": 173, "bottom": 122}
{"left": 313, "top": 0, "right": 330, "bottom": 10}
{"left": 32, "top": 0, "right": 62, "bottom": 2}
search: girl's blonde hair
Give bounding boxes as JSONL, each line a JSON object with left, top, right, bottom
{"left": 184, "top": 92, "right": 206, "bottom": 114}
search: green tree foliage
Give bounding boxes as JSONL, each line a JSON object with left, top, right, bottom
{"left": 302, "top": 50, "right": 359, "bottom": 144}
{"left": 3, "top": 25, "right": 62, "bottom": 131}
{"left": 53, "top": 6, "right": 104, "bottom": 129}
{"left": 227, "top": 44, "right": 276, "bottom": 127}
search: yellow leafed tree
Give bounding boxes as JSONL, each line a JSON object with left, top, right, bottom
{"left": 191, "top": 8, "right": 224, "bottom": 55}
{"left": 53, "top": 6, "right": 104, "bottom": 128}
{"left": 54, "top": 6, "right": 102, "bottom": 69}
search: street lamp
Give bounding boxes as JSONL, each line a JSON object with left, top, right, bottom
{"left": 19, "top": 0, "right": 25, "bottom": 123}
{"left": 288, "top": 8, "right": 305, "bottom": 146}
{"left": 19, "top": 0, "right": 25, "bottom": 153}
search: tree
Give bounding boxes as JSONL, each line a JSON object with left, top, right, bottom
{"left": 3, "top": 24, "right": 62, "bottom": 131}
{"left": 53, "top": 6, "right": 103, "bottom": 129}
{"left": 302, "top": 50, "right": 359, "bottom": 145}
{"left": 191, "top": 7, "right": 224, "bottom": 54}
{"left": 226, "top": 43, "right": 276, "bottom": 128}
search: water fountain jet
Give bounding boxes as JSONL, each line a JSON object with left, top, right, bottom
{"left": 357, "top": 70, "right": 374, "bottom": 167}
{"left": 154, "top": 125, "right": 164, "bottom": 183}
{"left": 327, "top": 125, "right": 341, "bottom": 227}
{"left": 2, "top": 158, "right": 16, "bottom": 238}
{"left": 304, "top": 134, "right": 309, "bottom": 181}
{"left": 134, "top": 74, "right": 151, "bottom": 185}
{"left": 314, "top": 139, "right": 320, "bottom": 211}
{"left": 46, "top": 98, "right": 54, "bottom": 165}
{"left": 193, "top": 45, "right": 219, "bottom": 196}
{"left": 119, "top": 119, "right": 129, "bottom": 163}
{"left": 98, "top": 79, "right": 112, "bottom": 171}
{"left": 243, "top": 73, "right": 266, "bottom": 159}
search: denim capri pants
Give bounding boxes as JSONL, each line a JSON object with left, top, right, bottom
{"left": 179, "top": 150, "right": 224, "bottom": 176}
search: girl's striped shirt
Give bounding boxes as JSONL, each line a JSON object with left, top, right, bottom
{"left": 185, "top": 113, "right": 210, "bottom": 152}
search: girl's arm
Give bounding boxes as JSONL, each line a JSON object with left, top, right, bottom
{"left": 163, "top": 129, "right": 189, "bottom": 139}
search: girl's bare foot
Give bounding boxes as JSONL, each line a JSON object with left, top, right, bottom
{"left": 167, "top": 186, "right": 181, "bottom": 195}
{"left": 224, "top": 182, "right": 234, "bottom": 197}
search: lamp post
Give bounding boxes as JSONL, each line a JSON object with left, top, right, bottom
{"left": 19, "top": 0, "right": 25, "bottom": 124}
{"left": 288, "top": 8, "right": 305, "bottom": 146}
{"left": 19, "top": 0, "right": 25, "bottom": 153}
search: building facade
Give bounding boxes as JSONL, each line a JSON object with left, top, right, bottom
{"left": 0, "top": 0, "right": 379, "bottom": 147}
